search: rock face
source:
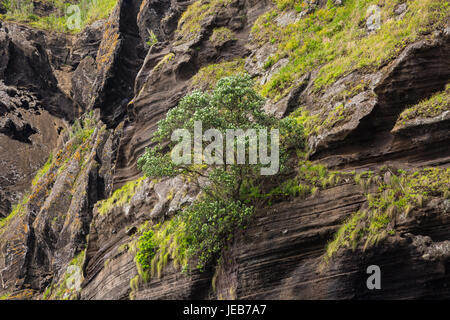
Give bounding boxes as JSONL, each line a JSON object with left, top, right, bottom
{"left": 306, "top": 31, "right": 450, "bottom": 169}
{"left": 0, "top": 21, "right": 75, "bottom": 218}
{"left": 89, "top": 0, "right": 146, "bottom": 128}
{"left": 0, "top": 0, "right": 449, "bottom": 300}
{"left": 215, "top": 190, "right": 450, "bottom": 299}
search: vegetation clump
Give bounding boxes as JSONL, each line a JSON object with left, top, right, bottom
{"left": 135, "top": 229, "right": 157, "bottom": 270}
{"left": 32, "top": 153, "right": 53, "bottom": 186}
{"left": 147, "top": 30, "right": 158, "bottom": 47}
{"left": 283, "top": 104, "right": 349, "bottom": 144}
{"left": 242, "top": 158, "right": 353, "bottom": 207}
{"left": 191, "top": 59, "right": 246, "bottom": 90}
{"left": 43, "top": 250, "right": 86, "bottom": 300}
{"left": 175, "top": 0, "right": 233, "bottom": 44}
{"left": 65, "top": 111, "right": 96, "bottom": 157}
{"left": 251, "top": 0, "right": 449, "bottom": 101}
{"left": 325, "top": 167, "right": 450, "bottom": 261}
{"left": 395, "top": 83, "right": 450, "bottom": 126}
{"left": 152, "top": 53, "right": 175, "bottom": 72}
{"left": 97, "top": 177, "right": 145, "bottom": 216}
{"left": 0, "top": 193, "right": 29, "bottom": 237}
{"left": 210, "top": 27, "right": 237, "bottom": 46}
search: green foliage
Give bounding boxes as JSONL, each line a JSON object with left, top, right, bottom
{"left": 32, "top": 153, "right": 53, "bottom": 186}
{"left": 395, "top": 83, "right": 450, "bottom": 126}
{"left": 325, "top": 210, "right": 367, "bottom": 260}
{"left": 153, "top": 53, "right": 175, "bottom": 72}
{"left": 134, "top": 217, "right": 188, "bottom": 277}
{"left": 0, "top": 0, "right": 118, "bottom": 33}
{"left": 45, "top": 249, "right": 86, "bottom": 300}
{"left": 129, "top": 275, "right": 140, "bottom": 300}
{"left": 0, "top": 293, "right": 11, "bottom": 300}
{"left": 69, "top": 111, "right": 96, "bottom": 152}
{"left": 252, "top": 0, "right": 450, "bottom": 101}
{"left": 135, "top": 196, "right": 253, "bottom": 274}
{"left": 287, "top": 107, "right": 321, "bottom": 138}
{"left": 278, "top": 116, "right": 307, "bottom": 150}
{"left": 191, "top": 59, "right": 246, "bottom": 90}
{"left": 256, "top": 159, "right": 348, "bottom": 205}
{"left": 274, "top": 0, "right": 308, "bottom": 11}
{"left": 210, "top": 27, "right": 237, "bottom": 46}
{"left": 182, "top": 196, "right": 253, "bottom": 270}
{"left": 138, "top": 74, "right": 304, "bottom": 200}
{"left": 325, "top": 167, "right": 450, "bottom": 260}
{"left": 147, "top": 30, "right": 158, "bottom": 47}
{"left": 288, "top": 85, "right": 372, "bottom": 139}
{"left": 0, "top": 193, "right": 29, "bottom": 236}
{"left": 97, "top": 177, "right": 145, "bottom": 215}
{"left": 175, "top": 0, "right": 233, "bottom": 44}
{"left": 1, "top": 0, "right": 34, "bottom": 20}
{"left": 79, "top": 0, "right": 117, "bottom": 30}
{"left": 138, "top": 74, "right": 289, "bottom": 193}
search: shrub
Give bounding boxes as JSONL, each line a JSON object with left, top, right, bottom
{"left": 182, "top": 196, "right": 253, "bottom": 270}
{"left": 395, "top": 83, "right": 450, "bottom": 125}
{"left": 135, "top": 230, "right": 157, "bottom": 270}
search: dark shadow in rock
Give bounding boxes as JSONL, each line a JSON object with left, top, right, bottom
{"left": 0, "top": 118, "right": 37, "bottom": 144}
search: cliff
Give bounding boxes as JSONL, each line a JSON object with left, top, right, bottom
{"left": 0, "top": 0, "right": 449, "bottom": 300}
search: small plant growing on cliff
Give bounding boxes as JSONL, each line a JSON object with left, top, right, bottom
{"left": 97, "top": 177, "right": 145, "bottom": 215}
{"left": 395, "top": 83, "right": 450, "bottom": 128}
{"left": 191, "top": 59, "right": 246, "bottom": 90}
{"left": 69, "top": 111, "right": 96, "bottom": 151}
{"left": 1, "top": 0, "right": 118, "bottom": 32}
{"left": 135, "top": 229, "right": 157, "bottom": 270}
{"left": 146, "top": 30, "right": 158, "bottom": 47}
{"left": 324, "top": 167, "right": 450, "bottom": 262}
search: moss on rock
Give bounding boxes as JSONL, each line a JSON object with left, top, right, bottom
{"left": 251, "top": 0, "right": 449, "bottom": 101}
{"left": 97, "top": 177, "right": 145, "bottom": 216}
{"left": 175, "top": 0, "right": 234, "bottom": 44}
{"left": 210, "top": 27, "right": 237, "bottom": 46}
{"left": 191, "top": 58, "right": 246, "bottom": 90}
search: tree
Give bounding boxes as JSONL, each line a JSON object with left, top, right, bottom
{"left": 138, "top": 74, "right": 303, "bottom": 201}
{"left": 137, "top": 74, "right": 304, "bottom": 270}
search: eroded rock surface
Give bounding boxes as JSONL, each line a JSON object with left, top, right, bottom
{"left": 1, "top": 0, "right": 449, "bottom": 300}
